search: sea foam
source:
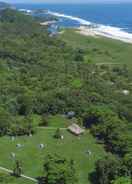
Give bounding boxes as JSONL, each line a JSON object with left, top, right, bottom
{"left": 47, "top": 10, "right": 91, "bottom": 25}
{"left": 19, "top": 9, "right": 32, "bottom": 13}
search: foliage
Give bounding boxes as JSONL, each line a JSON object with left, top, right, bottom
{"left": 54, "top": 128, "right": 62, "bottom": 139}
{"left": 9, "top": 115, "right": 36, "bottom": 136}
{"left": 0, "top": 8, "right": 131, "bottom": 184}
{"left": 94, "top": 154, "right": 122, "bottom": 184}
{"left": 83, "top": 106, "right": 130, "bottom": 156}
{"left": 0, "top": 107, "right": 13, "bottom": 136}
{"left": 123, "top": 153, "right": 132, "bottom": 177}
{"left": 0, "top": 172, "right": 24, "bottom": 184}
{"left": 39, "top": 116, "right": 49, "bottom": 127}
{"left": 13, "top": 160, "right": 22, "bottom": 177}
{"left": 43, "top": 154, "right": 77, "bottom": 184}
{"left": 112, "top": 177, "right": 132, "bottom": 184}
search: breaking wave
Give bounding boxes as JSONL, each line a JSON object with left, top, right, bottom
{"left": 47, "top": 10, "right": 91, "bottom": 25}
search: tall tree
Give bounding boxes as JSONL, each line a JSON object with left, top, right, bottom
{"left": 94, "top": 154, "right": 122, "bottom": 184}
{"left": 54, "top": 128, "right": 62, "bottom": 139}
{"left": 0, "top": 107, "right": 12, "bottom": 136}
{"left": 13, "top": 160, "right": 22, "bottom": 177}
{"left": 43, "top": 154, "right": 77, "bottom": 184}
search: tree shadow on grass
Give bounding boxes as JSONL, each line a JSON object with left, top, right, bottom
{"left": 88, "top": 171, "right": 98, "bottom": 184}
{"left": 36, "top": 176, "right": 46, "bottom": 184}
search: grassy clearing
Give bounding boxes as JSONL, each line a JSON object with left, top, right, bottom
{"left": 59, "top": 29, "right": 132, "bottom": 67}
{"left": 71, "top": 79, "right": 83, "bottom": 88}
{"left": 47, "top": 114, "right": 71, "bottom": 128}
{"left": 0, "top": 171, "right": 34, "bottom": 184}
{"left": 0, "top": 128, "right": 106, "bottom": 184}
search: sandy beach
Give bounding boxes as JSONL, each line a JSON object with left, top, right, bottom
{"left": 40, "top": 20, "right": 57, "bottom": 26}
{"left": 77, "top": 26, "right": 132, "bottom": 44}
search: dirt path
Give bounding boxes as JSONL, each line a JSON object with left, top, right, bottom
{"left": 37, "top": 127, "right": 67, "bottom": 130}
{"left": 0, "top": 166, "right": 37, "bottom": 183}
{"left": 95, "top": 63, "right": 121, "bottom": 65}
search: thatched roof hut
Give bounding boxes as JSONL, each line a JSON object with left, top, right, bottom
{"left": 68, "top": 123, "right": 85, "bottom": 136}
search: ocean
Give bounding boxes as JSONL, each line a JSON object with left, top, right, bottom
{"left": 14, "top": 3, "right": 132, "bottom": 42}
{"left": 15, "top": 3, "right": 132, "bottom": 32}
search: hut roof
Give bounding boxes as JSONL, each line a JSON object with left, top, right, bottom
{"left": 68, "top": 123, "right": 85, "bottom": 136}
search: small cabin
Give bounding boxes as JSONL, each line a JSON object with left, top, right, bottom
{"left": 68, "top": 123, "right": 85, "bottom": 136}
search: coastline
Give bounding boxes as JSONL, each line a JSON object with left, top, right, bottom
{"left": 77, "top": 26, "right": 132, "bottom": 44}
{"left": 17, "top": 7, "right": 132, "bottom": 44}
{"left": 40, "top": 20, "right": 57, "bottom": 26}
{"left": 46, "top": 10, "right": 132, "bottom": 44}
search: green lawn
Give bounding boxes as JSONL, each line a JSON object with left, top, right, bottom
{"left": 0, "top": 128, "right": 106, "bottom": 184}
{"left": 0, "top": 171, "right": 34, "bottom": 184}
{"left": 59, "top": 29, "right": 132, "bottom": 67}
{"left": 71, "top": 78, "right": 83, "bottom": 88}
{"left": 47, "top": 114, "right": 71, "bottom": 128}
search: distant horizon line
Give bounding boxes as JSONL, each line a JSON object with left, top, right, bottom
{"left": 11, "top": 1, "right": 132, "bottom": 4}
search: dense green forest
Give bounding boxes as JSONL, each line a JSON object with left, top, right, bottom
{"left": 0, "top": 8, "right": 132, "bottom": 184}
